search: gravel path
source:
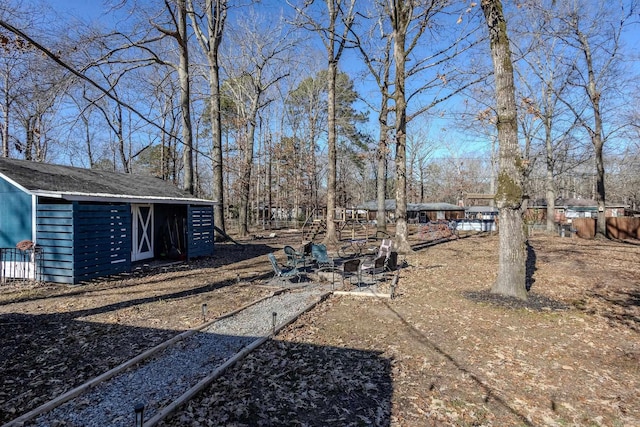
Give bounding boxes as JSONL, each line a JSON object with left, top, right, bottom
{"left": 28, "top": 286, "right": 327, "bottom": 427}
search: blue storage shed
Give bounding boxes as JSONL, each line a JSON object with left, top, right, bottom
{"left": 0, "top": 158, "right": 216, "bottom": 284}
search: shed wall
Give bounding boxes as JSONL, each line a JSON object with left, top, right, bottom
{"left": 36, "top": 202, "right": 132, "bottom": 284}
{"left": 36, "top": 203, "right": 75, "bottom": 283}
{"left": 187, "top": 205, "right": 214, "bottom": 258}
{"left": 73, "top": 203, "right": 131, "bottom": 283}
{"left": 0, "top": 178, "right": 32, "bottom": 247}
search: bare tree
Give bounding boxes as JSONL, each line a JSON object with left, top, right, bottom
{"left": 290, "top": 0, "right": 356, "bottom": 245}
{"left": 350, "top": 3, "right": 393, "bottom": 237}
{"left": 551, "top": 0, "right": 638, "bottom": 236}
{"left": 222, "top": 12, "right": 295, "bottom": 236}
{"left": 153, "top": 0, "right": 194, "bottom": 194}
{"left": 481, "top": 0, "right": 527, "bottom": 299}
{"left": 512, "top": 4, "right": 582, "bottom": 233}
{"left": 188, "top": 0, "right": 227, "bottom": 230}
{"left": 383, "top": 0, "right": 485, "bottom": 253}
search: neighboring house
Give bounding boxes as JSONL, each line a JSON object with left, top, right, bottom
{"left": 0, "top": 158, "right": 216, "bottom": 284}
{"left": 524, "top": 198, "right": 629, "bottom": 224}
{"left": 358, "top": 200, "right": 465, "bottom": 223}
{"left": 465, "top": 205, "right": 498, "bottom": 220}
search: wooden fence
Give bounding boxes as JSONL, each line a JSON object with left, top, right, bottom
{"left": 571, "top": 217, "right": 639, "bottom": 240}
{"left": 606, "top": 217, "right": 640, "bottom": 240}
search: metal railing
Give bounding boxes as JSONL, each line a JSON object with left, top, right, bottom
{"left": 1, "top": 247, "right": 44, "bottom": 284}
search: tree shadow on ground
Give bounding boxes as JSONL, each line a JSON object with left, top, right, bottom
{"left": 161, "top": 339, "right": 393, "bottom": 426}
{"left": 583, "top": 288, "right": 640, "bottom": 332}
{"left": 526, "top": 240, "right": 537, "bottom": 291}
{"left": 378, "top": 299, "right": 535, "bottom": 426}
{"left": 463, "top": 290, "right": 570, "bottom": 311}
{"left": 0, "top": 314, "right": 393, "bottom": 426}
{"left": 410, "top": 233, "right": 478, "bottom": 252}
{"left": 0, "top": 243, "right": 279, "bottom": 307}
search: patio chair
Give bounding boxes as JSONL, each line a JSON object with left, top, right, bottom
{"left": 385, "top": 251, "right": 398, "bottom": 272}
{"left": 361, "top": 249, "right": 398, "bottom": 283}
{"left": 267, "top": 253, "right": 301, "bottom": 283}
{"left": 342, "top": 258, "right": 362, "bottom": 286}
{"left": 284, "top": 245, "right": 306, "bottom": 268}
{"left": 311, "top": 243, "right": 334, "bottom": 269}
{"left": 301, "top": 241, "right": 313, "bottom": 257}
{"left": 377, "top": 238, "right": 393, "bottom": 259}
{"left": 360, "top": 253, "right": 386, "bottom": 282}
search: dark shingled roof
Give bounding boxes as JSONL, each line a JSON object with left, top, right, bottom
{"left": 358, "top": 199, "right": 463, "bottom": 211}
{"left": 0, "top": 157, "right": 212, "bottom": 203}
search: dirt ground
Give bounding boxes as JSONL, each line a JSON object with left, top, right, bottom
{"left": 1, "top": 230, "right": 639, "bottom": 426}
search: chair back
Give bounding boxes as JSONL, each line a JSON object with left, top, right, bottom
{"left": 283, "top": 246, "right": 297, "bottom": 266}
{"left": 378, "top": 239, "right": 393, "bottom": 258}
{"left": 386, "top": 251, "right": 398, "bottom": 271}
{"left": 343, "top": 258, "right": 361, "bottom": 273}
{"left": 311, "top": 243, "right": 328, "bottom": 261}
{"left": 267, "top": 253, "right": 282, "bottom": 276}
{"left": 302, "top": 241, "right": 313, "bottom": 256}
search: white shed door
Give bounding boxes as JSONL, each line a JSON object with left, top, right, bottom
{"left": 132, "top": 204, "right": 154, "bottom": 261}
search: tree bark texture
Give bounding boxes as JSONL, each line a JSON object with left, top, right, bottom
{"left": 322, "top": 0, "right": 340, "bottom": 245}
{"left": 391, "top": 0, "right": 412, "bottom": 254}
{"left": 376, "top": 104, "right": 389, "bottom": 236}
{"left": 188, "top": 0, "right": 227, "bottom": 231}
{"left": 481, "top": 0, "right": 527, "bottom": 299}
{"left": 177, "top": 0, "right": 194, "bottom": 195}
{"left": 324, "top": 57, "right": 338, "bottom": 244}
{"left": 576, "top": 30, "right": 607, "bottom": 236}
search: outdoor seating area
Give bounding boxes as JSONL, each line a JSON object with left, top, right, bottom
{"left": 267, "top": 239, "right": 399, "bottom": 291}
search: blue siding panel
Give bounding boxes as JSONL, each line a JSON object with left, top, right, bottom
{"left": 187, "top": 205, "right": 214, "bottom": 259}
{"left": 0, "top": 177, "right": 33, "bottom": 247}
{"left": 36, "top": 202, "right": 132, "bottom": 284}
{"left": 73, "top": 203, "right": 131, "bottom": 283}
{"left": 37, "top": 203, "right": 74, "bottom": 284}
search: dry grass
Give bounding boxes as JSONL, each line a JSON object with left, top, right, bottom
{"left": 1, "top": 232, "right": 639, "bottom": 426}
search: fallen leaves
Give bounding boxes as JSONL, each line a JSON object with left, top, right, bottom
{"left": 1, "top": 234, "right": 639, "bottom": 426}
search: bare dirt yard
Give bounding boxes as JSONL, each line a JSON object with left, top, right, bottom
{"left": 1, "top": 231, "right": 638, "bottom": 426}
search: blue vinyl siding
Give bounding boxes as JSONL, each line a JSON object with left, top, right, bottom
{"left": 72, "top": 203, "right": 131, "bottom": 283}
{"left": 36, "top": 203, "right": 131, "bottom": 284}
{"left": 187, "top": 205, "right": 214, "bottom": 258}
{"left": 0, "top": 177, "right": 32, "bottom": 247}
{"left": 36, "top": 203, "right": 74, "bottom": 283}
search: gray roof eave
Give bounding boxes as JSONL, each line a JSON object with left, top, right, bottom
{"left": 32, "top": 190, "right": 218, "bottom": 205}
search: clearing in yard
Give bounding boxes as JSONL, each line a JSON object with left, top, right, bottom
{"left": 0, "top": 233, "right": 638, "bottom": 426}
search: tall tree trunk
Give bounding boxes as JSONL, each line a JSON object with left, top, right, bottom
{"left": 177, "top": 0, "right": 194, "bottom": 194}
{"left": 2, "top": 72, "right": 8, "bottom": 157}
{"left": 544, "top": 116, "right": 556, "bottom": 233}
{"left": 376, "top": 100, "right": 389, "bottom": 236}
{"left": 116, "top": 106, "right": 129, "bottom": 173}
{"left": 391, "top": 0, "right": 412, "bottom": 254}
{"left": 322, "top": 0, "right": 340, "bottom": 245}
{"left": 481, "top": 0, "right": 527, "bottom": 300}
{"left": 189, "top": 0, "right": 227, "bottom": 230}
{"left": 576, "top": 30, "right": 606, "bottom": 237}
{"left": 238, "top": 97, "right": 260, "bottom": 237}
{"left": 324, "top": 56, "right": 338, "bottom": 244}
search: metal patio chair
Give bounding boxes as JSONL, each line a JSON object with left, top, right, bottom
{"left": 284, "top": 245, "right": 307, "bottom": 269}
{"left": 267, "top": 253, "right": 301, "bottom": 283}
{"left": 311, "top": 243, "right": 334, "bottom": 269}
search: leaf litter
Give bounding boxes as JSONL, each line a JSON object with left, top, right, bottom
{"left": 0, "top": 233, "right": 638, "bottom": 426}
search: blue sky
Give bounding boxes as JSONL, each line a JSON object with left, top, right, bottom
{"left": 40, "top": 0, "right": 639, "bottom": 165}
{"left": 39, "top": 0, "right": 489, "bottom": 160}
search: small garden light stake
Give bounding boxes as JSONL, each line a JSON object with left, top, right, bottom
{"left": 272, "top": 311, "right": 277, "bottom": 335}
{"left": 202, "top": 303, "right": 208, "bottom": 323}
{"left": 134, "top": 403, "right": 144, "bottom": 427}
